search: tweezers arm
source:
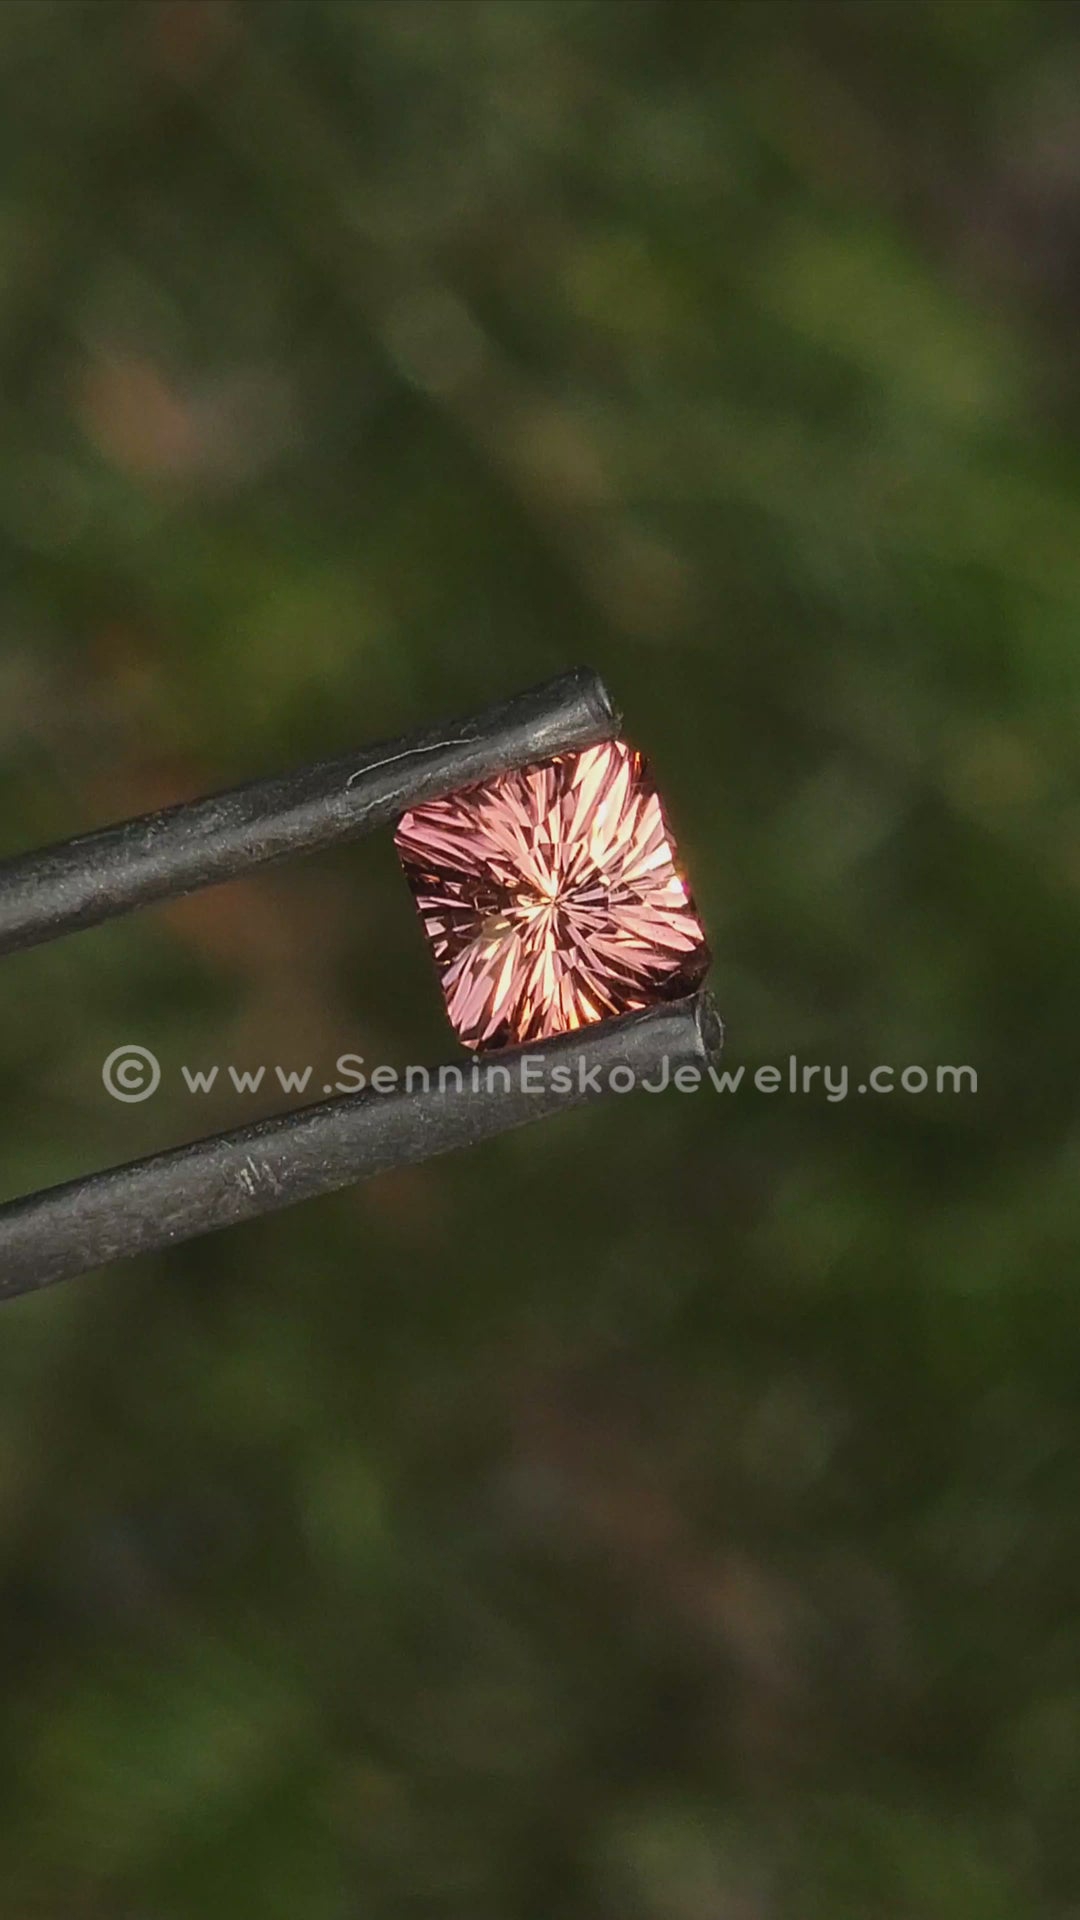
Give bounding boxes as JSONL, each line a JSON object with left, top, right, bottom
{"left": 0, "top": 667, "right": 617, "bottom": 957}
{"left": 0, "top": 993, "right": 721, "bottom": 1298}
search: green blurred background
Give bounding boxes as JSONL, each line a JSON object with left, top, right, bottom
{"left": 2, "top": 1, "right": 1079, "bottom": 1913}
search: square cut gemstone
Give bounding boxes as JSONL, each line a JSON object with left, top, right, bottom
{"left": 394, "top": 739, "right": 710, "bottom": 1050}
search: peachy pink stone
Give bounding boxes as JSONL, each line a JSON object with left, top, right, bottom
{"left": 394, "top": 739, "right": 710, "bottom": 1050}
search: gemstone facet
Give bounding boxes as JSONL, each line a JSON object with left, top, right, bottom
{"left": 395, "top": 740, "right": 710, "bottom": 1050}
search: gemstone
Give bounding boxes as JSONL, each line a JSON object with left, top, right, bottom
{"left": 394, "top": 739, "right": 710, "bottom": 1050}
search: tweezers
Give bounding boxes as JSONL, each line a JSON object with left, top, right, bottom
{"left": 0, "top": 669, "right": 720, "bottom": 1299}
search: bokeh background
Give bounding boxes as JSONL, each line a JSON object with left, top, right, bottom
{"left": 1, "top": 1, "right": 1079, "bottom": 1913}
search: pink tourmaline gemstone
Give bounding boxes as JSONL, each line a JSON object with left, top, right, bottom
{"left": 395, "top": 739, "right": 710, "bottom": 1050}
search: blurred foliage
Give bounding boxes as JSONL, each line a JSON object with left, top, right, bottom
{"left": 2, "top": 0, "right": 1080, "bottom": 1914}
